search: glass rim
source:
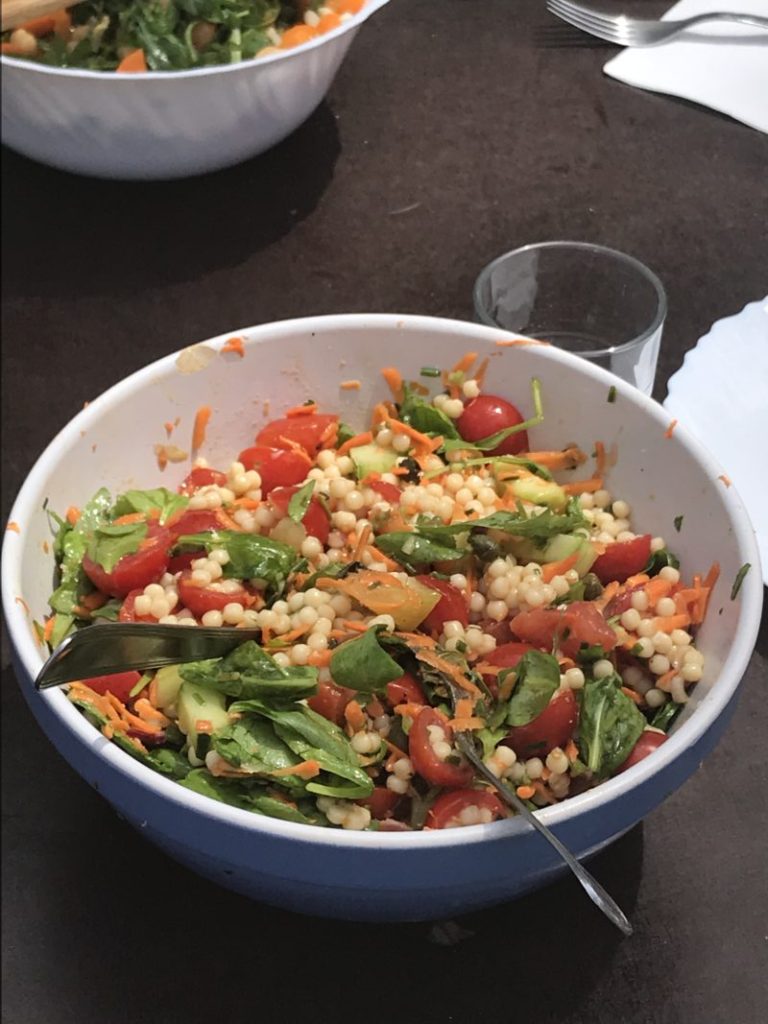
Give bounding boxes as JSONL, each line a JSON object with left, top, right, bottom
{"left": 473, "top": 240, "right": 668, "bottom": 359}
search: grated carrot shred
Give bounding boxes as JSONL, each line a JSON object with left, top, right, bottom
{"left": 192, "top": 405, "right": 212, "bottom": 452}
{"left": 66, "top": 506, "right": 80, "bottom": 525}
{"left": 221, "top": 336, "right": 246, "bottom": 358}
{"left": 415, "top": 648, "right": 481, "bottom": 696}
{"left": 6, "top": 521, "right": 20, "bottom": 533}
{"left": 495, "top": 338, "right": 550, "bottom": 347}
{"left": 516, "top": 785, "right": 536, "bottom": 799}
{"left": 340, "top": 380, "right": 361, "bottom": 391}
{"left": 344, "top": 700, "right": 366, "bottom": 733}
{"left": 664, "top": 419, "right": 678, "bottom": 440}
{"left": 541, "top": 552, "right": 579, "bottom": 583}
{"left": 271, "top": 760, "right": 321, "bottom": 780}
{"left": 381, "top": 367, "right": 403, "bottom": 402}
{"left": 718, "top": 474, "right": 732, "bottom": 488}
{"left": 337, "top": 431, "right": 373, "bottom": 456}
{"left": 563, "top": 477, "right": 604, "bottom": 495}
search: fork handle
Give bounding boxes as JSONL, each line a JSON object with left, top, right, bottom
{"left": 681, "top": 12, "right": 768, "bottom": 30}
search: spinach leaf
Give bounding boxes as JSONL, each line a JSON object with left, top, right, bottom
{"left": 433, "top": 452, "right": 553, "bottom": 481}
{"left": 179, "top": 640, "right": 318, "bottom": 700}
{"left": 643, "top": 547, "right": 680, "bottom": 576}
{"left": 578, "top": 675, "right": 646, "bottom": 778}
{"left": 146, "top": 748, "right": 192, "bottom": 779}
{"left": 87, "top": 521, "right": 148, "bottom": 573}
{"left": 649, "top": 701, "right": 682, "bottom": 733}
{"left": 212, "top": 718, "right": 304, "bottom": 784}
{"left": 175, "top": 531, "right": 300, "bottom": 589}
{"left": 506, "top": 650, "right": 561, "bottom": 727}
{"left": 230, "top": 700, "right": 373, "bottom": 797}
{"left": 112, "top": 487, "right": 189, "bottom": 525}
{"left": 287, "top": 480, "right": 315, "bottom": 523}
{"left": 48, "top": 488, "right": 112, "bottom": 615}
{"left": 89, "top": 599, "right": 122, "bottom": 621}
{"left": 180, "top": 770, "right": 323, "bottom": 825}
{"left": 330, "top": 626, "right": 404, "bottom": 693}
{"left": 398, "top": 383, "right": 460, "bottom": 439}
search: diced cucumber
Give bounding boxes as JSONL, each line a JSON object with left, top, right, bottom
{"left": 177, "top": 680, "right": 230, "bottom": 757}
{"left": 507, "top": 476, "right": 567, "bottom": 511}
{"left": 350, "top": 444, "right": 398, "bottom": 480}
{"left": 154, "top": 665, "right": 184, "bottom": 712}
{"left": 543, "top": 534, "right": 599, "bottom": 576}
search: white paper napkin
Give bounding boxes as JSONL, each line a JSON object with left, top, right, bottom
{"left": 604, "top": 0, "right": 768, "bottom": 133}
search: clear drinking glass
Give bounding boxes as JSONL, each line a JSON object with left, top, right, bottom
{"left": 473, "top": 241, "right": 667, "bottom": 396}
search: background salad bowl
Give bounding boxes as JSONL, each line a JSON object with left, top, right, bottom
{"left": 2, "top": 314, "right": 762, "bottom": 922}
{"left": 0, "top": 1, "right": 389, "bottom": 180}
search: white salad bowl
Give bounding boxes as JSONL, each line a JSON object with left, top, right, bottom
{"left": 0, "top": 1, "right": 388, "bottom": 180}
{"left": 2, "top": 314, "right": 762, "bottom": 922}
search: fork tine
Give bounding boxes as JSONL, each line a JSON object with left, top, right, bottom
{"left": 546, "top": 4, "right": 624, "bottom": 44}
{"left": 546, "top": 0, "right": 626, "bottom": 32}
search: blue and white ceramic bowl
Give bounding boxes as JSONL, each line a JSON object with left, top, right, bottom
{"left": 2, "top": 314, "right": 762, "bottom": 921}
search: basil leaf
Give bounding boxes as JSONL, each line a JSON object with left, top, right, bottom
{"left": 506, "top": 650, "right": 561, "bottom": 727}
{"left": 330, "top": 627, "right": 405, "bottom": 692}
{"left": 287, "top": 480, "right": 315, "bottom": 523}
{"left": 175, "top": 531, "right": 300, "bottom": 589}
{"left": 336, "top": 422, "right": 356, "bottom": 448}
{"left": 87, "top": 521, "right": 148, "bottom": 573}
{"left": 578, "top": 675, "right": 646, "bottom": 778}
{"left": 112, "top": 487, "right": 189, "bottom": 526}
{"left": 399, "top": 383, "right": 460, "bottom": 439}
{"left": 179, "top": 640, "right": 318, "bottom": 700}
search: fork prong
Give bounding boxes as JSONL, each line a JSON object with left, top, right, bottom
{"left": 546, "top": 0, "right": 627, "bottom": 32}
{"left": 546, "top": 5, "right": 625, "bottom": 44}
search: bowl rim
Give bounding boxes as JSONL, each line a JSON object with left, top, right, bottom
{"left": 0, "top": 0, "right": 388, "bottom": 81}
{"left": 2, "top": 312, "right": 763, "bottom": 851}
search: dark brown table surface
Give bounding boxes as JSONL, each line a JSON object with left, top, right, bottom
{"left": 2, "top": 2, "right": 767, "bottom": 1022}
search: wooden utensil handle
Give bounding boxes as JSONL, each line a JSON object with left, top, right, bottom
{"left": 2, "top": 0, "right": 73, "bottom": 33}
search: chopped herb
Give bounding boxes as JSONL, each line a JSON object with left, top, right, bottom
{"left": 730, "top": 564, "right": 751, "bottom": 600}
{"left": 335, "top": 422, "right": 356, "bottom": 447}
{"left": 673, "top": 515, "right": 684, "bottom": 533}
{"left": 607, "top": 386, "right": 617, "bottom": 404}
{"left": 287, "top": 480, "right": 315, "bottom": 524}
{"left": 420, "top": 366, "right": 441, "bottom": 378}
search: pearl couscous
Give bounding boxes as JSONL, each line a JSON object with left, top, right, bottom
{"left": 45, "top": 352, "right": 720, "bottom": 831}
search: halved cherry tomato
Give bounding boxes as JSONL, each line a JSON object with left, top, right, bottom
{"left": 238, "top": 445, "right": 310, "bottom": 494}
{"left": 168, "top": 508, "right": 222, "bottom": 540}
{"left": 592, "top": 535, "right": 652, "bottom": 585}
{"left": 119, "top": 590, "right": 156, "bottom": 623}
{"left": 386, "top": 672, "right": 427, "bottom": 708}
{"left": 307, "top": 681, "right": 357, "bottom": 725}
{"left": 177, "top": 571, "right": 248, "bottom": 618}
{"left": 79, "top": 671, "right": 142, "bottom": 704}
{"left": 178, "top": 466, "right": 227, "bottom": 495}
{"left": 456, "top": 394, "right": 529, "bottom": 455}
{"left": 356, "top": 787, "right": 401, "bottom": 821}
{"left": 504, "top": 688, "right": 579, "bottom": 759}
{"left": 408, "top": 708, "right": 474, "bottom": 789}
{"left": 82, "top": 524, "right": 172, "bottom": 599}
{"left": 368, "top": 479, "right": 402, "bottom": 504}
{"left": 269, "top": 485, "right": 330, "bottom": 544}
{"left": 416, "top": 576, "right": 469, "bottom": 634}
{"left": 482, "top": 641, "right": 537, "bottom": 694}
{"left": 255, "top": 413, "right": 338, "bottom": 455}
{"left": 427, "top": 789, "right": 506, "bottom": 829}
{"left": 166, "top": 509, "right": 223, "bottom": 572}
{"left": 617, "top": 729, "right": 666, "bottom": 772}
{"left": 510, "top": 601, "right": 617, "bottom": 659}
{"left": 604, "top": 581, "right": 645, "bottom": 618}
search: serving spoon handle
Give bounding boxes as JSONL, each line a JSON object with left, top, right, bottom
{"left": 2, "top": 0, "right": 73, "bottom": 32}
